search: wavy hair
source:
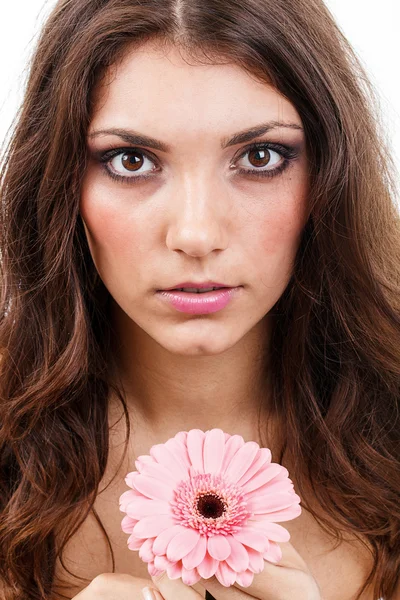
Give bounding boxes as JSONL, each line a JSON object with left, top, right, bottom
{"left": 0, "top": 0, "right": 399, "bottom": 599}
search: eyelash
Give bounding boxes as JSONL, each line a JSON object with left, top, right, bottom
{"left": 98, "top": 141, "right": 299, "bottom": 185}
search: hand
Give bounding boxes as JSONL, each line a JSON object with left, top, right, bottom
{"left": 70, "top": 573, "right": 162, "bottom": 599}
{"left": 150, "top": 540, "right": 322, "bottom": 600}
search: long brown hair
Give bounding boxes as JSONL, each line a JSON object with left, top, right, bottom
{"left": 1, "top": 1, "right": 399, "bottom": 599}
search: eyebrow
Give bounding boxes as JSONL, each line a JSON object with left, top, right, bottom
{"left": 87, "top": 121, "right": 304, "bottom": 152}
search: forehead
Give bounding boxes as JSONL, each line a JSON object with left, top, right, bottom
{"left": 89, "top": 42, "right": 302, "bottom": 136}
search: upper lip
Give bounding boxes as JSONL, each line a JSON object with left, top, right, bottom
{"left": 160, "top": 281, "right": 235, "bottom": 291}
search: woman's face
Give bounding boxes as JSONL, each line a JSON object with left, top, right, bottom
{"left": 80, "top": 42, "right": 310, "bottom": 356}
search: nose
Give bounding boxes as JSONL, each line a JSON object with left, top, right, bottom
{"left": 165, "top": 179, "right": 230, "bottom": 257}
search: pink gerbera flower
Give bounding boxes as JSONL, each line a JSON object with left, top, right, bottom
{"left": 119, "top": 428, "right": 301, "bottom": 588}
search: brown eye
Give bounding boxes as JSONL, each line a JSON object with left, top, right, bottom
{"left": 250, "top": 148, "right": 270, "bottom": 167}
{"left": 121, "top": 151, "right": 144, "bottom": 172}
{"left": 108, "top": 150, "right": 157, "bottom": 178}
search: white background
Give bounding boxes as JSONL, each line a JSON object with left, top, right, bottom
{"left": 0, "top": 0, "right": 399, "bottom": 201}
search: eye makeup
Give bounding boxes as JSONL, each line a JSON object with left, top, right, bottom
{"left": 89, "top": 139, "right": 301, "bottom": 186}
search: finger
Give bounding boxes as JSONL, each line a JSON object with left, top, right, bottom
{"left": 151, "top": 570, "right": 204, "bottom": 600}
{"left": 199, "top": 541, "right": 317, "bottom": 600}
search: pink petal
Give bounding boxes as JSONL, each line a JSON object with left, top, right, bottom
{"left": 125, "top": 497, "right": 171, "bottom": 519}
{"left": 236, "top": 569, "right": 254, "bottom": 587}
{"left": 247, "top": 491, "right": 299, "bottom": 513}
{"left": 243, "top": 463, "right": 286, "bottom": 494}
{"left": 154, "top": 554, "right": 173, "bottom": 570}
{"left": 251, "top": 478, "right": 294, "bottom": 497}
{"left": 203, "top": 428, "right": 226, "bottom": 474}
{"left": 236, "top": 447, "right": 271, "bottom": 488}
{"left": 232, "top": 527, "right": 269, "bottom": 552}
{"left": 215, "top": 561, "right": 237, "bottom": 587}
{"left": 127, "top": 533, "right": 145, "bottom": 550}
{"left": 119, "top": 489, "right": 136, "bottom": 511}
{"left": 139, "top": 537, "right": 155, "bottom": 562}
{"left": 121, "top": 514, "right": 137, "bottom": 533}
{"left": 167, "top": 560, "right": 184, "bottom": 579}
{"left": 133, "top": 514, "right": 175, "bottom": 538}
{"left": 207, "top": 534, "right": 231, "bottom": 561}
{"left": 166, "top": 528, "right": 200, "bottom": 562}
{"left": 138, "top": 460, "right": 184, "bottom": 486}
{"left": 224, "top": 536, "right": 249, "bottom": 572}
{"left": 181, "top": 566, "right": 201, "bottom": 585}
{"left": 186, "top": 429, "right": 206, "bottom": 473}
{"left": 224, "top": 442, "right": 259, "bottom": 483}
{"left": 165, "top": 437, "right": 192, "bottom": 472}
{"left": 132, "top": 474, "right": 174, "bottom": 502}
{"left": 182, "top": 534, "right": 207, "bottom": 570}
{"left": 135, "top": 455, "right": 156, "bottom": 472}
{"left": 196, "top": 554, "right": 219, "bottom": 579}
{"left": 174, "top": 431, "right": 188, "bottom": 444}
{"left": 263, "top": 540, "right": 283, "bottom": 563}
{"left": 153, "top": 524, "right": 187, "bottom": 555}
{"left": 243, "top": 463, "right": 283, "bottom": 496}
{"left": 248, "top": 521, "right": 290, "bottom": 542}
{"left": 220, "top": 434, "right": 245, "bottom": 473}
{"left": 246, "top": 545, "right": 266, "bottom": 573}
{"left": 150, "top": 443, "right": 189, "bottom": 481}
{"left": 148, "top": 563, "right": 163, "bottom": 577}
{"left": 254, "top": 503, "right": 302, "bottom": 522}
{"left": 125, "top": 471, "right": 143, "bottom": 489}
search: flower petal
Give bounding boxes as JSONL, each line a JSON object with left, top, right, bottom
{"left": 127, "top": 533, "right": 145, "bottom": 550}
{"left": 137, "top": 460, "right": 184, "bottom": 487}
{"left": 247, "top": 491, "right": 298, "bottom": 514}
{"left": 221, "top": 434, "right": 245, "bottom": 473}
{"left": 181, "top": 566, "right": 201, "bottom": 585}
{"left": 232, "top": 526, "right": 269, "bottom": 552}
{"left": 196, "top": 554, "right": 219, "bottom": 579}
{"left": 167, "top": 560, "right": 184, "bottom": 579}
{"left": 150, "top": 443, "right": 189, "bottom": 481}
{"left": 166, "top": 528, "right": 200, "bottom": 562}
{"left": 154, "top": 554, "right": 175, "bottom": 571}
{"left": 263, "top": 540, "right": 283, "bottom": 563}
{"left": 182, "top": 534, "right": 207, "bottom": 570}
{"left": 132, "top": 474, "right": 174, "bottom": 502}
{"left": 236, "top": 569, "right": 254, "bottom": 587}
{"left": 148, "top": 562, "right": 163, "bottom": 577}
{"left": 247, "top": 521, "right": 290, "bottom": 542}
{"left": 247, "top": 545, "right": 266, "bottom": 573}
{"left": 215, "top": 561, "right": 237, "bottom": 587}
{"left": 121, "top": 514, "right": 137, "bottom": 533}
{"left": 153, "top": 524, "right": 187, "bottom": 555}
{"left": 224, "top": 442, "right": 260, "bottom": 484}
{"left": 243, "top": 463, "right": 286, "bottom": 494}
{"left": 186, "top": 429, "right": 206, "bottom": 473}
{"left": 254, "top": 503, "right": 302, "bottom": 522}
{"left": 203, "top": 428, "right": 226, "bottom": 474}
{"left": 139, "top": 537, "right": 155, "bottom": 562}
{"left": 133, "top": 514, "right": 175, "bottom": 538}
{"left": 125, "top": 497, "right": 171, "bottom": 519}
{"left": 207, "top": 534, "right": 231, "bottom": 561}
{"left": 165, "top": 437, "right": 191, "bottom": 473}
{"left": 236, "top": 447, "right": 271, "bottom": 488}
{"left": 224, "top": 536, "right": 249, "bottom": 572}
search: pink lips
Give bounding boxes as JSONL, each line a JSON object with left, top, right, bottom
{"left": 156, "top": 287, "right": 242, "bottom": 314}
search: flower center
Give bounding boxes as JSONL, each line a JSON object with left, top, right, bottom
{"left": 170, "top": 471, "right": 251, "bottom": 536}
{"left": 196, "top": 493, "right": 226, "bottom": 519}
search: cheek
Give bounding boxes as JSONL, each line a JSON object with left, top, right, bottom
{"left": 255, "top": 193, "right": 308, "bottom": 281}
{"left": 79, "top": 179, "right": 145, "bottom": 271}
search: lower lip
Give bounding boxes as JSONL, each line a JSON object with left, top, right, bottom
{"left": 156, "top": 287, "right": 242, "bottom": 314}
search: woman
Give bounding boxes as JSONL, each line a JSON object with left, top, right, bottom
{"left": 0, "top": 0, "right": 398, "bottom": 599}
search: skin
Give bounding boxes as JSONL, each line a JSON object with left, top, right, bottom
{"left": 76, "top": 40, "right": 319, "bottom": 600}
{"left": 80, "top": 40, "right": 310, "bottom": 452}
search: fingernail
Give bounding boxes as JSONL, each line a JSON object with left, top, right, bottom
{"left": 141, "top": 586, "right": 158, "bottom": 600}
